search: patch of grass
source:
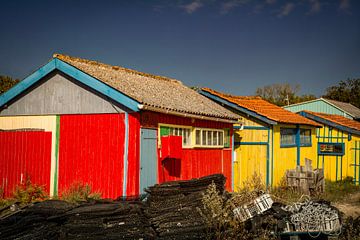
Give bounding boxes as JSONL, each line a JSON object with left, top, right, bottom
{"left": 321, "top": 177, "right": 360, "bottom": 203}
{"left": 61, "top": 182, "right": 101, "bottom": 203}
{"left": 270, "top": 176, "right": 304, "bottom": 204}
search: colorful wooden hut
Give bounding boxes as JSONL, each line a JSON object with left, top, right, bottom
{"left": 284, "top": 98, "right": 360, "bottom": 121}
{"left": 0, "top": 54, "right": 239, "bottom": 198}
{"left": 199, "top": 88, "right": 321, "bottom": 189}
{"left": 299, "top": 111, "right": 360, "bottom": 183}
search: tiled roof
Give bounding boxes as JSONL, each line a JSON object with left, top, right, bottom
{"left": 53, "top": 54, "right": 239, "bottom": 121}
{"left": 324, "top": 98, "right": 360, "bottom": 119}
{"left": 302, "top": 111, "right": 360, "bottom": 133}
{"left": 201, "top": 88, "right": 321, "bottom": 127}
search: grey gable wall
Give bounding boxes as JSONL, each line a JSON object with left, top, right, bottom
{"left": 0, "top": 71, "right": 126, "bottom": 116}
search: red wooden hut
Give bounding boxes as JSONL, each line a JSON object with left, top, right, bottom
{"left": 0, "top": 54, "right": 239, "bottom": 198}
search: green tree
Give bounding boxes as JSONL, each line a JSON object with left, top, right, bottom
{"left": 323, "top": 78, "right": 360, "bottom": 108}
{"left": 255, "top": 83, "right": 316, "bottom": 106}
{"left": 0, "top": 75, "right": 19, "bottom": 94}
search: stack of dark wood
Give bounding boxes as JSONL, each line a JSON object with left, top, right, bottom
{"left": 0, "top": 200, "right": 156, "bottom": 240}
{"left": 145, "top": 174, "right": 226, "bottom": 240}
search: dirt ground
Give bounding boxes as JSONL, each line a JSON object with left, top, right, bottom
{"left": 334, "top": 191, "right": 360, "bottom": 218}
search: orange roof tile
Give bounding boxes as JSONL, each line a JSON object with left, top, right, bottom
{"left": 202, "top": 88, "right": 321, "bottom": 127}
{"left": 302, "top": 111, "right": 360, "bottom": 132}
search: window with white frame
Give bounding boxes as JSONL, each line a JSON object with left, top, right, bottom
{"left": 195, "top": 128, "right": 224, "bottom": 147}
{"left": 160, "top": 125, "right": 191, "bottom": 147}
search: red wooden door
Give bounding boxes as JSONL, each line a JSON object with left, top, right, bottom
{"left": 0, "top": 131, "right": 52, "bottom": 197}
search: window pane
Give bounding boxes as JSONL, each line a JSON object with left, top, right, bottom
{"left": 213, "top": 131, "right": 218, "bottom": 145}
{"left": 224, "top": 129, "right": 230, "bottom": 147}
{"left": 196, "top": 130, "right": 201, "bottom": 145}
{"left": 202, "top": 130, "right": 207, "bottom": 145}
{"left": 207, "top": 131, "right": 212, "bottom": 145}
{"left": 160, "top": 126, "right": 170, "bottom": 136}
{"left": 219, "top": 131, "right": 223, "bottom": 145}
{"left": 182, "top": 129, "right": 190, "bottom": 146}
{"left": 300, "top": 129, "right": 311, "bottom": 145}
{"left": 179, "top": 128, "right": 182, "bottom": 137}
{"left": 280, "top": 128, "right": 296, "bottom": 145}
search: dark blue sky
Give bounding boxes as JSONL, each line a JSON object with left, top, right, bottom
{"left": 1, "top": 0, "right": 359, "bottom": 96}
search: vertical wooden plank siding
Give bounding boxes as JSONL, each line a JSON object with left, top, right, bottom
{"left": 315, "top": 124, "right": 360, "bottom": 182}
{"left": 0, "top": 116, "right": 57, "bottom": 196}
{"left": 272, "top": 125, "right": 318, "bottom": 185}
{"left": 140, "top": 111, "right": 233, "bottom": 191}
{"left": 126, "top": 113, "right": 140, "bottom": 196}
{"left": 58, "top": 114, "right": 126, "bottom": 199}
{"left": 0, "top": 131, "right": 52, "bottom": 197}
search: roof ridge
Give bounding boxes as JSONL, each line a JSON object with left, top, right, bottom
{"left": 53, "top": 53, "right": 183, "bottom": 85}
{"left": 202, "top": 88, "right": 262, "bottom": 100}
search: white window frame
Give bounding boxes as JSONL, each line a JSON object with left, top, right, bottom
{"left": 194, "top": 128, "right": 225, "bottom": 148}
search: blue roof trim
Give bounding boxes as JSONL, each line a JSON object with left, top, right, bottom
{"left": 299, "top": 111, "right": 360, "bottom": 136}
{"left": 0, "top": 58, "right": 140, "bottom": 112}
{"left": 0, "top": 59, "right": 56, "bottom": 107}
{"left": 199, "top": 90, "right": 277, "bottom": 125}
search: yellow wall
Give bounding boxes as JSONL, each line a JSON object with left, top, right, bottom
{"left": 272, "top": 125, "right": 317, "bottom": 186}
{"left": 0, "top": 116, "right": 57, "bottom": 196}
{"left": 233, "top": 115, "right": 318, "bottom": 190}
{"left": 315, "top": 125, "right": 360, "bottom": 182}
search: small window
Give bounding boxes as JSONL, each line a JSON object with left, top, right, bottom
{"left": 280, "top": 128, "right": 296, "bottom": 147}
{"left": 300, "top": 129, "right": 311, "bottom": 146}
{"left": 194, "top": 128, "right": 225, "bottom": 147}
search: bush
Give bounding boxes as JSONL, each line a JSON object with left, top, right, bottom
{"left": 12, "top": 176, "right": 48, "bottom": 204}
{"left": 61, "top": 182, "right": 101, "bottom": 203}
{"left": 199, "top": 174, "right": 277, "bottom": 240}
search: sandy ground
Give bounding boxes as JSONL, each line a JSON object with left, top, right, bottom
{"left": 334, "top": 191, "right": 360, "bottom": 218}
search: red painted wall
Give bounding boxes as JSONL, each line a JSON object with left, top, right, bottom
{"left": 126, "top": 113, "right": 140, "bottom": 197}
{"left": 141, "top": 111, "right": 233, "bottom": 191}
{"left": 59, "top": 114, "right": 123, "bottom": 199}
{"left": 0, "top": 131, "right": 52, "bottom": 197}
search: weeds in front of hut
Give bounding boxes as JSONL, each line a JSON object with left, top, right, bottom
{"left": 12, "top": 176, "right": 48, "bottom": 204}
{"left": 199, "top": 174, "right": 277, "bottom": 240}
{"left": 61, "top": 181, "right": 101, "bottom": 203}
{"left": 321, "top": 177, "right": 360, "bottom": 203}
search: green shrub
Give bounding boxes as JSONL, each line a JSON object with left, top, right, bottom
{"left": 12, "top": 176, "right": 48, "bottom": 204}
{"left": 61, "top": 181, "right": 101, "bottom": 203}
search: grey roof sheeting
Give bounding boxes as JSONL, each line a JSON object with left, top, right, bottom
{"left": 325, "top": 99, "right": 360, "bottom": 119}
{"left": 54, "top": 54, "right": 240, "bottom": 121}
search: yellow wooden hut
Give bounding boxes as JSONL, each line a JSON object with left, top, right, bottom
{"left": 299, "top": 111, "right": 360, "bottom": 183}
{"left": 200, "top": 88, "right": 321, "bottom": 190}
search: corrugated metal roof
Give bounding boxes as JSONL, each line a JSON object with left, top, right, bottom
{"left": 324, "top": 99, "right": 360, "bottom": 119}
{"left": 53, "top": 54, "right": 240, "bottom": 121}
{"left": 201, "top": 88, "right": 321, "bottom": 127}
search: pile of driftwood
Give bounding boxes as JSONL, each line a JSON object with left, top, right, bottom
{"left": 0, "top": 174, "right": 225, "bottom": 240}
{"left": 145, "top": 174, "right": 226, "bottom": 239}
